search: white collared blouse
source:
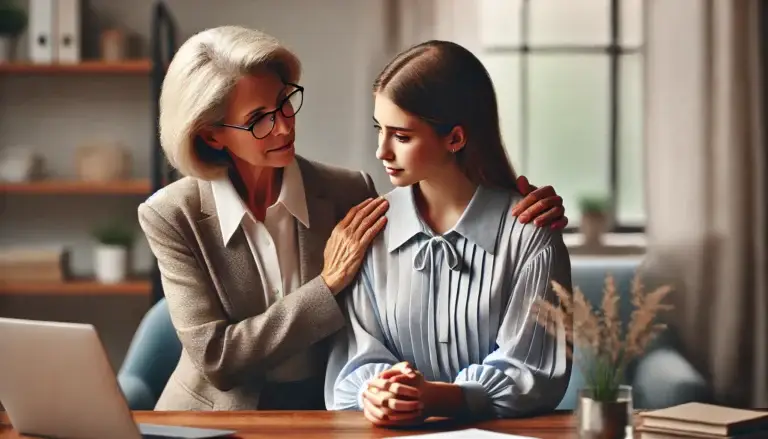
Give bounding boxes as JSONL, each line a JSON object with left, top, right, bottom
{"left": 211, "top": 159, "right": 314, "bottom": 383}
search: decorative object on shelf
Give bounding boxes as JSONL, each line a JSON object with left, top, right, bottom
{"left": 55, "top": 0, "right": 81, "bottom": 64}
{"left": 92, "top": 222, "right": 134, "bottom": 284}
{"left": 75, "top": 142, "right": 132, "bottom": 182}
{"left": 578, "top": 195, "right": 611, "bottom": 248}
{"left": 0, "top": 0, "right": 27, "bottom": 62}
{"left": 0, "top": 146, "right": 44, "bottom": 182}
{"left": 100, "top": 28, "right": 127, "bottom": 61}
{"left": 0, "top": 245, "right": 70, "bottom": 283}
{"left": 534, "top": 274, "right": 674, "bottom": 439}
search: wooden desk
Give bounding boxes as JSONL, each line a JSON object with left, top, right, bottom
{"left": 0, "top": 410, "right": 593, "bottom": 438}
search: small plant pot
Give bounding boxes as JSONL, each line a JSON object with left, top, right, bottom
{"left": 577, "top": 386, "right": 633, "bottom": 439}
{"left": 94, "top": 244, "right": 128, "bottom": 284}
{"left": 580, "top": 212, "right": 608, "bottom": 247}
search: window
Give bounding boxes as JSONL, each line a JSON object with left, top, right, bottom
{"left": 477, "top": 0, "right": 645, "bottom": 230}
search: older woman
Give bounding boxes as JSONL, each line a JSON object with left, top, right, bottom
{"left": 139, "top": 25, "right": 569, "bottom": 411}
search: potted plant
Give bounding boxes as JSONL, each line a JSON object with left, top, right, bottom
{"left": 92, "top": 222, "right": 134, "bottom": 284}
{"left": 0, "top": 1, "right": 27, "bottom": 62}
{"left": 535, "top": 275, "right": 674, "bottom": 439}
{"left": 578, "top": 195, "right": 610, "bottom": 247}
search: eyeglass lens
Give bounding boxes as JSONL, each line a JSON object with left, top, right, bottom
{"left": 251, "top": 87, "right": 304, "bottom": 139}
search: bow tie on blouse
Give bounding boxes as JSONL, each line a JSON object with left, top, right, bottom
{"left": 413, "top": 235, "right": 461, "bottom": 272}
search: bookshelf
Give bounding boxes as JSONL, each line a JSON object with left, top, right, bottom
{"left": 0, "top": 3, "right": 178, "bottom": 302}
{"left": 0, "top": 179, "right": 151, "bottom": 195}
{"left": 0, "top": 60, "right": 152, "bottom": 75}
{"left": 0, "top": 278, "right": 151, "bottom": 296}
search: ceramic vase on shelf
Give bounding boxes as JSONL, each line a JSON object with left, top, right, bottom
{"left": 92, "top": 222, "right": 134, "bottom": 284}
{"left": 577, "top": 385, "right": 634, "bottom": 439}
{"left": 578, "top": 195, "right": 611, "bottom": 248}
{"left": 94, "top": 244, "right": 127, "bottom": 284}
{"left": 580, "top": 211, "right": 609, "bottom": 247}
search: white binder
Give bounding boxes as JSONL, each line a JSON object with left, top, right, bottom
{"left": 28, "top": 0, "right": 56, "bottom": 64}
{"left": 56, "top": 0, "right": 81, "bottom": 63}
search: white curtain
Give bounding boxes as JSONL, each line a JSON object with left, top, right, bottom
{"left": 643, "top": 0, "right": 768, "bottom": 408}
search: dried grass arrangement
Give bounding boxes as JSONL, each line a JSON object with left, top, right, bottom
{"left": 535, "top": 274, "right": 674, "bottom": 402}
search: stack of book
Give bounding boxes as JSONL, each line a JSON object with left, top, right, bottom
{"left": 0, "top": 246, "right": 70, "bottom": 284}
{"left": 638, "top": 402, "right": 768, "bottom": 438}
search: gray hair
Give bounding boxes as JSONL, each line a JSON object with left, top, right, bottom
{"left": 159, "top": 25, "right": 301, "bottom": 179}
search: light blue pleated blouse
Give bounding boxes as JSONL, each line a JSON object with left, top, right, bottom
{"left": 324, "top": 184, "right": 573, "bottom": 419}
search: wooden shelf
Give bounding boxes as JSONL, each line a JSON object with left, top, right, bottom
{"left": 0, "top": 278, "right": 151, "bottom": 295}
{"left": 0, "top": 60, "right": 153, "bottom": 75}
{"left": 0, "top": 179, "right": 151, "bottom": 195}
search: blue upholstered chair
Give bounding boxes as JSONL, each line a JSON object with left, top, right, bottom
{"left": 555, "top": 256, "right": 712, "bottom": 410}
{"left": 117, "top": 298, "right": 181, "bottom": 410}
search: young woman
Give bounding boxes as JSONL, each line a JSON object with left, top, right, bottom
{"left": 140, "top": 25, "right": 569, "bottom": 411}
{"left": 325, "top": 40, "right": 572, "bottom": 424}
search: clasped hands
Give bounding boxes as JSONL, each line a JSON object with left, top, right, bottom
{"left": 362, "top": 361, "right": 431, "bottom": 427}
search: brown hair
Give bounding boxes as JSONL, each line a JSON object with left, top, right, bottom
{"left": 373, "top": 40, "right": 518, "bottom": 191}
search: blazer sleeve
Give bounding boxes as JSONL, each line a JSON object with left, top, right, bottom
{"left": 138, "top": 202, "right": 346, "bottom": 391}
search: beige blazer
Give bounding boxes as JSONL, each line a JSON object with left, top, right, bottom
{"left": 137, "top": 156, "right": 377, "bottom": 410}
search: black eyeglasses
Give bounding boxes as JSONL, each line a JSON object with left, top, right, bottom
{"left": 217, "top": 83, "right": 304, "bottom": 139}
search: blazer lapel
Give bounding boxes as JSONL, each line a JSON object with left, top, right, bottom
{"left": 295, "top": 157, "right": 337, "bottom": 285}
{"left": 298, "top": 190, "right": 336, "bottom": 285}
{"left": 196, "top": 181, "right": 267, "bottom": 319}
{"left": 194, "top": 169, "right": 336, "bottom": 317}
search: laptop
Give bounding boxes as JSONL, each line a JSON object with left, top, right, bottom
{"left": 0, "top": 317, "right": 236, "bottom": 439}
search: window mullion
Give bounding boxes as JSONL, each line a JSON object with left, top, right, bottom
{"left": 609, "top": 0, "right": 620, "bottom": 230}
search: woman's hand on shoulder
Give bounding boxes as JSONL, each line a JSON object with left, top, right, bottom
{"left": 321, "top": 197, "right": 389, "bottom": 294}
{"left": 510, "top": 175, "right": 569, "bottom": 230}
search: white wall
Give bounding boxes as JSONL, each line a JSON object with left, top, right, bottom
{"left": 0, "top": 0, "right": 394, "bottom": 369}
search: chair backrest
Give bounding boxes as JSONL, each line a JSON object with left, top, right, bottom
{"left": 117, "top": 298, "right": 181, "bottom": 409}
{"left": 570, "top": 256, "right": 643, "bottom": 325}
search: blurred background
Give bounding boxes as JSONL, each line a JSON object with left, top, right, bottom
{"left": 0, "top": 0, "right": 765, "bottom": 409}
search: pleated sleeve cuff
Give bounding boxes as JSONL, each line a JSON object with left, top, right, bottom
{"left": 455, "top": 364, "right": 515, "bottom": 418}
{"left": 333, "top": 362, "right": 393, "bottom": 411}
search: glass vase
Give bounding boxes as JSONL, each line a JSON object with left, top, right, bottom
{"left": 576, "top": 385, "right": 633, "bottom": 439}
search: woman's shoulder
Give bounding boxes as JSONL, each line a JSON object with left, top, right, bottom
{"left": 296, "top": 155, "right": 361, "bottom": 180}
{"left": 296, "top": 156, "right": 377, "bottom": 217}
{"left": 497, "top": 188, "right": 567, "bottom": 257}
{"left": 139, "top": 176, "right": 205, "bottom": 227}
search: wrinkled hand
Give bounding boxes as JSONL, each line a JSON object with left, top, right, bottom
{"left": 511, "top": 175, "right": 569, "bottom": 229}
{"left": 321, "top": 197, "right": 388, "bottom": 294}
{"left": 363, "top": 362, "right": 425, "bottom": 427}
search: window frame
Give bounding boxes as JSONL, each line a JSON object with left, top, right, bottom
{"left": 482, "top": 0, "right": 645, "bottom": 233}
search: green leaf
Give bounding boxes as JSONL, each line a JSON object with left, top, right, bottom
{"left": 578, "top": 194, "right": 610, "bottom": 214}
{"left": 0, "top": 2, "right": 27, "bottom": 37}
{"left": 92, "top": 223, "right": 134, "bottom": 247}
